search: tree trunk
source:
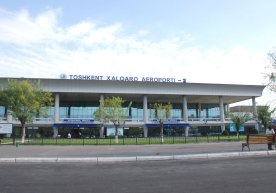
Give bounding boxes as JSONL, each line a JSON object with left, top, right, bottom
{"left": 236, "top": 130, "right": 240, "bottom": 140}
{"left": 21, "top": 124, "right": 26, "bottom": 143}
{"left": 160, "top": 120, "right": 164, "bottom": 143}
{"left": 115, "top": 126, "right": 119, "bottom": 144}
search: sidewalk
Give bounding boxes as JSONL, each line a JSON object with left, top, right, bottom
{"left": 0, "top": 142, "right": 275, "bottom": 163}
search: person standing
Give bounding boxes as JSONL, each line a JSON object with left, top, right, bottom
{"left": 266, "top": 126, "right": 275, "bottom": 150}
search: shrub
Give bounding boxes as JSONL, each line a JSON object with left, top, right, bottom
{"left": 222, "top": 130, "right": 229, "bottom": 136}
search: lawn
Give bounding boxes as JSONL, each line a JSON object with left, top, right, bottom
{"left": 3, "top": 135, "right": 246, "bottom": 145}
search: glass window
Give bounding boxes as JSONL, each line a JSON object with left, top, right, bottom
{"left": 0, "top": 106, "right": 5, "bottom": 117}
{"left": 130, "top": 108, "right": 144, "bottom": 120}
{"left": 171, "top": 109, "right": 182, "bottom": 120}
{"left": 70, "top": 107, "right": 96, "bottom": 119}
{"left": 60, "top": 107, "right": 69, "bottom": 118}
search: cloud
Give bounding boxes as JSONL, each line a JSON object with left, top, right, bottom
{"left": 0, "top": 7, "right": 269, "bottom": 91}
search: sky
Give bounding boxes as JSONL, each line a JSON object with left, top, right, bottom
{"left": 0, "top": 0, "right": 276, "bottom": 106}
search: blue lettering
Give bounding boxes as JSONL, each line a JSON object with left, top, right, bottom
{"left": 64, "top": 74, "right": 185, "bottom": 83}
{"left": 85, "top": 75, "right": 90, "bottom": 80}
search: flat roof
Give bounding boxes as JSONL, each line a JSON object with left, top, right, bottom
{"left": 0, "top": 77, "right": 266, "bottom": 104}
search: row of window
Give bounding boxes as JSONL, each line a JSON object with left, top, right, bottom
{"left": 0, "top": 105, "right": 223, "bottom": 120}
{"left": 50, "top": 106, "right": 221, "bottom": 119}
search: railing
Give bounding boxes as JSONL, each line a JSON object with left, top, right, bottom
{"left": 0, "top": 117, "right": 7, "bottom": 121}
{"left": 33, "top": 118, "right": 54, "bottom": 122}
{"left": 0, "top": 135, "right": 246, "bottom": 146}
{"left": 0, "top": 117, "right": 249, "bottom": 124}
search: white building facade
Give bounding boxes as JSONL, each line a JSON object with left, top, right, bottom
{"left": 0, "top": 77, "right": 265, "bottom": 137}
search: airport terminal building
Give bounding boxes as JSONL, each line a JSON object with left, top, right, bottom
{"left": 0, "top": 76, "right": 266, "bottom": 138}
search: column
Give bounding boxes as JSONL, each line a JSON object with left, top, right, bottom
{"left": 54, "top": 94, "right": 60, "bottom": 122}
{"left": 219, "top": 96, "right": 225, "bottom": 132}
{"left": 53, "top": 93, "right": 59, "bottom": 138}
{"left": 143, "top": 95, "right": 148, "bottom": 137}
{"left": 7, "top": 109, "right": 12, "bottom": 123}
{"left": 252, "top": 97, "right": 257, "bottom": 118}
{"left": 252, "top": 96, "right": 259, "bottom": 131}
{"left": 182, "top": 96, "right": 188, "bottom": 122}
{"left": 198, "top": 103, "right": 202, "bottom": 120}
{"left": 182, "top": 96, "right": 189, "bottom": 137}
{"left": 99, "top": 95, "right": 105, "bottom": 138}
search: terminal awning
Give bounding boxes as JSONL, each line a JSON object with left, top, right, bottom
{"left": 53, "top": 123, "right": 101, "bottom": 128}
{"left": 146, "top": 123, "right": 190, "bottom": 128}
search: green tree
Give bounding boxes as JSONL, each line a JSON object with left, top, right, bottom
{"left": 267, "top": 52, "right": 276, "bottom": 91}
{"left": 230, "top": 112, "right": 250, "bottom": 139}
{"left": 152, "top": 103, "right": 172, "bottom": 143}
{"left": 257, "top": 106, "right": 275, "bottom": 129}
{"left": 0, "top": 79, "right": 53, "bottom": 143}
{"left": 94, "top": 96, "right": 131, "bottom": 143}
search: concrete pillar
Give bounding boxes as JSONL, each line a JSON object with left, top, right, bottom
{"left": 143, "top": 125, "right": 148, "bottom": 138}
{"left": 53, "top": 93, "right": 60, "bottom": 138}
{"left": 183, "top": 96, "right": 189, "bottom": 137}
{"left": 219, "top": 96, "right": 225, "bottom": 132}
{"left": 100, "top": 126, "right": 104, "bottom": 138}
{"left": 182, "top": 96, "right": 188, "bottom": 122}
{"left": 252, "top": 96, "right": 259, "bottom": 131}
{"left": 54, "top": 94, "right": 60, "bottom": 122}
{"left": 185, "top": 127, "right": 189, "bottom": 137}
{"left": 143, "top": 95, "right": 148, "bottom": 137}
{"left": 252, "top": 97, "right": 257, "bottom": 117}
{"left": 7, "top": 110, "right": 12, "bottom": 123}
{"left": 100, "top": 95, "right": 104, "bottom": 138}
{"left": 198, "top": 103, "right": 202, "bottom": 120}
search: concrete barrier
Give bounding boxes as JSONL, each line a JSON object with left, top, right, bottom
{"left": 174, "top": 154, "right": 208, "bottom": 160}
{"left": 15, "top": 157, "right": 57, "bottom": 163}
{"left": 137, "top": 155, "right": 174, "bottom": 161}
{"left": 0, "top": 150, "right": 275, "bottom": 164}
{"left": 207, "top": 152, "right": 240, "bottom": 158}
{"left": 97, "top": 156, "right": 137, "bottom": 162}
{"left": 239, "top": 151, "right": 268, "bottom": 157}
{"left": 57, "top": 157, "right": 97, "bottom": 163}
{"left": 0, "top": 158, "right": 16, "bottom": 163}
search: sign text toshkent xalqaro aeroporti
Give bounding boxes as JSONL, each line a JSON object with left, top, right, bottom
{"left": 67, "top": 74, "right": 186, "bottom": 83}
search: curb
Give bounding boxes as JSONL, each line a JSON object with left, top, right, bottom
{"left": 0, "top": 151, "right": 275, "bottom": 163}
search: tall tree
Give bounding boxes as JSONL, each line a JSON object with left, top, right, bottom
{"left": 152, "top": 103, "right": 172, "bottom": 143}
{"left": 0, "top": 79, "right": 53, "bottom": 143}
{"left": 267, "top": 52, "right": 276, "bottom": 91}
{"left": 230, "top": 112, "right": 250, "bottom": 139}
{"left": 94, "top": 96, "right": 131, "bottom": 143}
{"left": 257, "top": 106, "right": 275, "bottom": 129}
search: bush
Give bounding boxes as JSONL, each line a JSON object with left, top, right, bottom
{"left": 251, "top": 128, "right": 259, "bottom": 134}
{"left": 222, "top": 130, "right": 229, "bottom": 136}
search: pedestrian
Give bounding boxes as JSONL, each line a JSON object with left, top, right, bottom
{"left": 266, "top": 126, "right": 275, "bottom": 150}
{"left": 79, "top": 132, "right": 82, "bottom": 138}
{"left": 67, "top": 133, "right": 71, "bottom": 139}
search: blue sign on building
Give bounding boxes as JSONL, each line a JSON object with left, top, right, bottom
{"left": 229, "top": 123, "right": 244, "bottom": 132}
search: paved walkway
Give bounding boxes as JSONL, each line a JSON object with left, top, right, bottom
{"left": 0, "top": 142, "right": 275, "bottom": 163}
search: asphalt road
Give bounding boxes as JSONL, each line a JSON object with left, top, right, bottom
{"left": 1, "top": 156, "right": 276, "bottom": 193}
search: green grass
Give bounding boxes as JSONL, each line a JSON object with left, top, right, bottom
{"left": 6, "top": 135, "right": 246, "bottom": 145}
{"left": 0, "top": 138, "right": 14, "bottom": 144}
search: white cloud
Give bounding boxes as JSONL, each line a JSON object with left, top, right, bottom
{"left": 0, "top": 8, "right": 271, "bottom": 105}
